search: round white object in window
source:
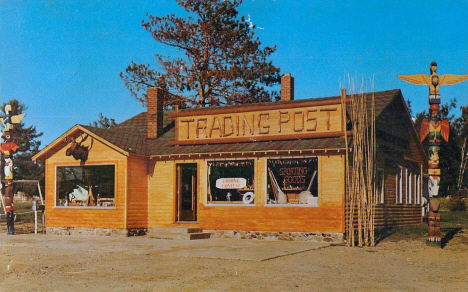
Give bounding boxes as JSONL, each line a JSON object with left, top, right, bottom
{"left": 243, "top": 192, "right": 254, "bottom": 204}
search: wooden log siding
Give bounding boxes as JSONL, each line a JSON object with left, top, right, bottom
{"left": 346, "top": 205, "right": 421, "bottom": 229}
{"left": 147, "top": 160, "right": 176, "bottom": 227}
{"left": 44, "top": 138, "right": 127, "bottom": 229}
{"left": 345, "top": 164, "right": 423, "bottom": 230}
{"left": 126, "top": 154, "right": 148, "bottom": 228}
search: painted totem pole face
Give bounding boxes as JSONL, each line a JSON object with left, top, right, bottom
{"left": 428, "top": 145, "right": 440, "bottom": 168}
{"left": 4, "top": 132, "right": 11, "bottom": 142}
{"left": 428, "top": 176, "right": 440, "bottom": 198}
{"left": 430, "top": 104, "right": 439, "bottom": 117}
{"left": 4, "top": 157, "right": 13, "bottom": 179}
{"left": 4, "top": 179, "right": 14, "bottom": 211}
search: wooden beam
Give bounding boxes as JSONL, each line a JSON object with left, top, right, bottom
{"left": 168, "top": 130, "right": 352, "bottom": 146}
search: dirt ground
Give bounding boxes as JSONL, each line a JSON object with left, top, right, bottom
{"left": 0, "top": 226, "right": 468, "bottom": 292}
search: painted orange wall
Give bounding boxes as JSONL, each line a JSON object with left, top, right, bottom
{"left": 44, "top": 138, "right": 127, "bottom": 229}
{"left": 147, "top": 160, "right": 176, "bottom": 227}
{"left": 147, "top": 155, "right": 346, "bottom": 233}
{"left": 126, "top": 154, "right": 149, "bottom": 228}
{"left": 198, "top": 155, "right": 345, "bottom": 233}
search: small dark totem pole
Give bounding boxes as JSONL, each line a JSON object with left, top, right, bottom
{"left": 399, "top": 61, "right": 468, "bottom": 247}
{"left": 0, "top": 105, "right": 24, "bottom": 235}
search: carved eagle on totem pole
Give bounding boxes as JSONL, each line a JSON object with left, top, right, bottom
{"left": 398, "top": 61, "right": 468, "bottom": 96}
{"left": 419, "top": 119, "right": 450, "bottom": 143}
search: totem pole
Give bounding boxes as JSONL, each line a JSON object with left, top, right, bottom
{"left": 0, "top": 105, "right": 24, "bottom": 235}
{"left": 399, "top": 61, "right": 468, "bottom": 247}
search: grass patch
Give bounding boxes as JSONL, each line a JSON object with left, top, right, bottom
{"left": 12, "top": 201, "right": 35, "bottom": 213}
{"left": 440, "top": 197, "right": 468, "bottom": 229}
{"left": 376, "top": 198, "right": 468, "bottom": 244}
{"left": 375, "top": 224, "right": 427, "bottom": 243}
{"left": 0, "top": 201, "right": 40, "bottom": 234}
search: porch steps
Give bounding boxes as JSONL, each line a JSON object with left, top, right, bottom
{"left": 148, "top": 227, "right": 211, "bottom": 240}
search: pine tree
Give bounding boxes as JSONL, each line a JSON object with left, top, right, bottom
{"left": 121, "top": 0, "right": 280, "bottom": 108}
{"left": 90, "top": 113, "right": 117, "bottom": 129}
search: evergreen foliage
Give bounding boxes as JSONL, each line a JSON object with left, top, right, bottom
{"left": 1, "top": 100, "right": 44, "bottom": 183}
{"left": 90, "top": 113, "right": 117, "bottom": 129}
{"left": 121, "top": 0, "right": 280, "bottom": 108}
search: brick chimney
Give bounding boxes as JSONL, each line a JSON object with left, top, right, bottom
{"left": 147, "top": 87, "right": 164, "bottom": 139}
{"left": 281, "top": 73, "right": 294, "bottom": 101}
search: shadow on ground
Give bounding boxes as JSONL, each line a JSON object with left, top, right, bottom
{"left": 441, "top": 227, "right": 462, "bottom": 249}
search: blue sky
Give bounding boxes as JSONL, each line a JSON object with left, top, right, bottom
{"left": 1, "top": 0, "right": 468, "bottom": 148}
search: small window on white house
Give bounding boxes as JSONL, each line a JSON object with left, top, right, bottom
{"left": 416, "top": 174, "right": 421, "bottom": 205}
{"left": 376, "top": 168, "right": 385, "bottom": 204}
{"left": 407, "top": 172, "right": 412, "bottom": 205}
{"left": 396, "top": 167, "right": 403, "bottom": 204}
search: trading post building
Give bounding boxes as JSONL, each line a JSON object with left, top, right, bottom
{"left": 33, "top": 75, "right": 425, "bottom": 242}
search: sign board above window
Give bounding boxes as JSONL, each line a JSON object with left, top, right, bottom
{"left": 169, "top": 98, "right": 349, "bottom": 145}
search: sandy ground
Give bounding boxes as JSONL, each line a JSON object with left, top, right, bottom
{"left": 0, "top": 227, "right": 467, "bottom": 292}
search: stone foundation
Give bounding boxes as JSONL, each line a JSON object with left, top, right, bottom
{"left": 45, "top": 227, "right": 147, "bottom": 237}
{"left": 206, "top": 230, "right": 344, "bottom": 243}
{"left": 45, "top": 227, "right": 343, "bottom": 242}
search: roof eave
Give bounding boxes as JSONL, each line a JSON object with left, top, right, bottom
{"left": 32, "top": 125, "right": 130, "bottom": 162}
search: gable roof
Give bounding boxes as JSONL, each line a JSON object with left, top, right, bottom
{"left": 31, "top": 124, "right": 131, "bottom": 162}
{"left": 33, "top": 89, "right": 412, "bottom": 161}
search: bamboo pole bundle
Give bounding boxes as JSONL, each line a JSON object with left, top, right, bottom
{"left": 345, "top": 80, "right": 376, "bottom": 247}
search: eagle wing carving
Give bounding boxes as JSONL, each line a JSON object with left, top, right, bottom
{"left": 439, "top": 74, "right": 468, "bottom": 85}
{"left": 398, "top": 74, "right": 430, "bottom": 85}
{"left": 420, "top": 119, "right": 430, "bottom": 142}
{"left": 440, "top": 119, "right": 450, "bottom": 142}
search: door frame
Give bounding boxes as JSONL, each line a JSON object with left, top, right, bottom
{"left": 175, "top": 163, "right": 198, "bottom": 222}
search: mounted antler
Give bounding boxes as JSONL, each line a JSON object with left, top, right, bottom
{"left": 64, "top": 134, "right": 93, "bottom": 162}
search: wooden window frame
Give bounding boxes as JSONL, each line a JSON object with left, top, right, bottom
{"left": 396, "top": 167, "right": 403, "bottom": 204}
{"left": 376, "top": 168, "right": 385, "bottom": 204}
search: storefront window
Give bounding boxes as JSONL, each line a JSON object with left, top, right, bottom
{"left": 267, "top": 157, "right": 318, "bottom": 205}
{"left": 207, "top": 160, "right": 255, "bottom": 204}
{"left": 56, "top": 165, "right": 115, "bottom": 207}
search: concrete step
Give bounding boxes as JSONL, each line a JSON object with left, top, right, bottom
{"left": 188, "top": 232, "right": 211, "bottom": 240}
{"left": 149, "top": 227, "right": 211, "bottom": 240}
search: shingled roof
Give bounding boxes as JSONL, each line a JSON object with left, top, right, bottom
{"left": 78, "top": 89, "right": 402, "bottom": 158}
{"left": 33, "top": 89, "right": 406, "bottom": 162}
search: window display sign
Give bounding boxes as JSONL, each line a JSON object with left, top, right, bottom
{"left": 267, "top": 157, "right": 318, "bottom": 205}
{"left": 216, "top": 178, "right": 247, "bottom": 189}
{"left": 56, "top": 165, "right": 115, "bottom": 207}
{"left": 207, "top": 160, "right": 254, "bottom": 204}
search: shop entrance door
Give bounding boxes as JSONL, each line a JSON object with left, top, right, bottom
{"left": 176, "top": 163, "right": 197, "bottom": 222}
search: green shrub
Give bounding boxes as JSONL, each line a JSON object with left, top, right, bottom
{"left": 448, "top": 197, "right": 466, "bottom": 212}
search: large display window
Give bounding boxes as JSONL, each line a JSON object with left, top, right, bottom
{"left": 56, "top": 165, "right": 115, "bottom": 207}
{"left": 267, "top": 157, "right": 318, "bottom": 205}
{"left": 207, "top": 160, "right": 255, "bottom": 204}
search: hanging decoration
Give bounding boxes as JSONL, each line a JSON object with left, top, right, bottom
{"left": 399, "top": 61, "right": 468, "bottom": 247}
{"left": 0, "top": 105, "right": 25, "bottom": 235}
{"left": 63, "top": 134, "right": 93, "bottom": 163}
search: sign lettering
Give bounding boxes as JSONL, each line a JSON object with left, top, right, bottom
{"left": 176, "top": 105, "right": 342, "bottom": 142}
